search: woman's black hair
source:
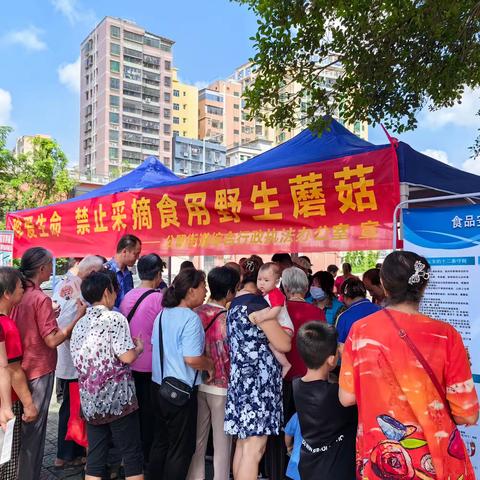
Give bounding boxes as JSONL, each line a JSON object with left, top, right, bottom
{"left": 18, "top": 247, "right": 52, "bottom": 282}
{"left": 363, "top": 268, "right": 381, "bottom": 286}
{"left": 162, "top": 268, "right": 206, "bottom": 308}
{"left": 81, "top": 271, "right": 116, "bottom": 304}
{"left": 381, "top": 251, "right": 430, "bottom": 305}
{"left": 137, "top": 253, "right": 165, "bottom": 281}
{"left": 312, "top": 271, "right": 335, "bottom": 298}
{"left": 342, "top": 262, "right": 352, "bottom": 275}
{"left": 0, "top": 267, "right": 22, "bottom": 298}
{"left": 341, "top": 277, "right": 367, "bottom": 299}
{"left": 208, "top": 266, "right": 240, "bottom": 301}
{"left": 180, "top": 260, "right": 195, "bottom": 270}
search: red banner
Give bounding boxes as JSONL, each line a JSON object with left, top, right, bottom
{"left": 7, "top": 147, "right": 399, "bottom": 258}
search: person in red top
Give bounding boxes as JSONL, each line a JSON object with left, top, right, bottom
{"left": 334, "top": 263, "right": 359, "bottom": 301}
{"left": 11, "top": 248, "right": 85, "bottom": 480}
{"left": 0, "top": 266, "right": 38, "bottom": 479}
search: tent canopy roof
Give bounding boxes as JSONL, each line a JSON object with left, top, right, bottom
{"left": 72, "top": 156, "right": 179, "bottom": 202}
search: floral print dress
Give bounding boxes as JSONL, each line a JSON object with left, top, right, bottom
{"left": 224, "top": 293, "right": 283, "bottom": 439}
{"left": 340, "top": 309, "right": 479, "bottom": 480}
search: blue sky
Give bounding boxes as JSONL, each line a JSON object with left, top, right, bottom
{"left": 1, "top": 0, "right": 480, "bottom": 175}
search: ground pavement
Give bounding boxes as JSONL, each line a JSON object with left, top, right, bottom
{"left": 41, "top": 393, "right": 215, "bottom": 480}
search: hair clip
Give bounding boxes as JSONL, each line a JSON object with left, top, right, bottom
{"left": 244, "top": 260, "right": 256, "bottom": 272}
{"left": 408, "top": 261, "right": 430, "bottom": 285}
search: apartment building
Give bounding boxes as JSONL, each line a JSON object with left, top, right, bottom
{"left": 231, "top": 58, "right": 369, "bottom": 145}
{"left": 14, "top": 134, "right": 52, "bottom": 156}
{"left": 172, "top": 136, "right": 226, "bottom": 176}
{"left": 198, "top": 79, "right": 243, "bottom": 148}
{"left": 79, "top": 16, "right": 174, "bottom": 177}
{"left": 172, "top": 68, "right": 199, "bottom": 139}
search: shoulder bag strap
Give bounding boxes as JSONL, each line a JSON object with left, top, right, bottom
{"left": 384, "top": 308, "right": 452, "bottom": 417}
{"left": 158, "top": 311, "right": 165, "bottom": 382}
{"left": 126, "top": 289, "right": 157, "bottom": 323}
{"left": 204, "top": 309, "right": 227, "bottom": 333}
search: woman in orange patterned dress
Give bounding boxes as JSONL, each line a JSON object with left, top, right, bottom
{"left": 339, "top": 251, "right": 479, "bottom": 480}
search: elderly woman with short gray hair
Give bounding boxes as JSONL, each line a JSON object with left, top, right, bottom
{"left": 282, "top": 267, "right": 325, "bottom": 410}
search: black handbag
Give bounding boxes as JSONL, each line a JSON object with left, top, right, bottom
{"left": 157, "top": 309, "right": 226, "bottom": 407}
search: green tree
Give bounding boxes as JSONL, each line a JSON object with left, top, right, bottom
{"left": 0, "top": 127, "right": 75, "bottom": 226}
{"left": 235, "top": 0, "right": 480, "bottom": 151}
{"left": 344, "top": 251, "right": 379, "bottom": 274}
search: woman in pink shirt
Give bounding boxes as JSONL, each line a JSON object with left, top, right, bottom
{"left": 120, "top": 253, "right": 164, "bottom": 465}
{"left": 12, "top": 247, "right": 85, "bottom": 480}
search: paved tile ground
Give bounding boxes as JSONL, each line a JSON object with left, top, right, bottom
{"left": 41, "top": 389, "right": 214, "bottom": 480}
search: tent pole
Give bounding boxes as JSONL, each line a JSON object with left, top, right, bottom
{"left": 392, "top": 191, "right": 480, "bottom": 250}
{"left": 52, "top": 257, "right": 56, "bottom": 293}
{"left": 167, "top": 256, "right": 172, "bottom": 286}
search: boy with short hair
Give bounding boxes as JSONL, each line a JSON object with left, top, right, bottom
{"left": 293, "top": 321, "right": 357, "bottom": 479}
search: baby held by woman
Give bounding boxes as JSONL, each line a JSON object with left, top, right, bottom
{"left": 250, "top": 262, "right": 294, "bottom": 377}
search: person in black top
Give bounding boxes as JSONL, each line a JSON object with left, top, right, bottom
{"left": 293, "top": 321, "right": 357, "bottom": 480}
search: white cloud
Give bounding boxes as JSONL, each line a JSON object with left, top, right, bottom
{"left": 422, "top": 87, "right": 480, "bottom": 129}
{"left": 421, "top": 149, "right": 450, "bottom": 165}
{"left": 0, "top": 89, "right": 12, "bottom": 125}
{"left": 2, "top": 26, "right": 46, "bottom": 51}
{"left": 194, "top": 80, "right": 210, "bottom": 90}
{"left": 461, "top": 157, "right": 480, "bottom": 175}
{"left": 51, "top": 0, "right": 96, "bottom": 25}
{"left": 58, "top": 57, "right": 81, "bottom": 93}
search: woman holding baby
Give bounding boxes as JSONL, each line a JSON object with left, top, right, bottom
{"left": 224, "top": 260, "right": 291, "bottom": 480}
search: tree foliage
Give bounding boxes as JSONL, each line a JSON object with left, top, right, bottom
{"left": 344, "top": 250, "right": 379, "bottom": 274}
{"left": 235, "top": 0, "right": 480, "bottom": 149}
{"left": 0, "top": 127, "right": 75, "bottom": 226}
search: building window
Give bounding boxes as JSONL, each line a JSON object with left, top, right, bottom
{"left": 110, "top": 60, "right": 120, "bottom": 73}
{"left": 163, "top": 92, "right": 171, "bottom": 103}
{"left": 124, "top": 65, "right": 142, "bottom": 81}
{"left": 110, "top": 95, "right": 120, "bottom": 107}
{"left": 173, "top": 103, "right": 180, "bottom": 111}
{"left": 234, "top": 117, "right": 239, "bottom": 122}
{"left": 233, "top": 103, "right": 240, "bottom": 109}
{"left": 109, "top": 147, "right": 118, "bottom": 159}
{"left": 163, "top": 141, "right": 170, "bottom": 151}
{"left": 173, "top": 130, "right": 179, "bottom": 135}
{"left": 164, "top": 108, "right": 171, "bottom": 119}
{"left": 206, "top": 105, "right": 223, "bottom": 116}
{"left": 124, "top": 30, "right": 144, "bottom": 44}
{"left": 173, "top": 89, "right": 180, "bottom": 97}
{"left": 234, "top": 129, "right": 240, "bottom": 135}
{"left": 163, "top": 124, "right": 171, "bottom": 134}
{"left": 144, "top": 35, "right": 160, "bottom": 48}
{"left": 110, "top": 77, "right": 120, "bottom": 90}
{"left": 110, "top": 25, "right": 121, "bottom": 38}
{"left": 165, "top": 60, "right": 171, "bottom": 70}
{"left": 110, "top": 43, "right": 120, "bottom": 56}
{"left": 164, "top": 76, "right": 171, "bottom": 87}
{"left": 173, "top": 117, "right": 180, "bottom": 125}
{"left": 109, "top": 130, "right": 119, "bottom": 141}
{"left": 109, "top": 112, "right": 120, "bottom": 124}
{"left": 234, "top": 91, "right": 240, "bottom": 97}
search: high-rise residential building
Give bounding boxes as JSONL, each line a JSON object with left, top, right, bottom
{"left": 226, "top": 138, "right": 273, "bottom": 167}
{"left": 231, "top": 58, "right": 369, "bottom": 145}
{"left": 198, "top": 79, "right": 243, "bottom": 148}
{"left": 172, "top": 69, "right": 199, "bottom": 139}
{"left": 79, "top": 16, "right": 174, "bottom": 178}
{"left": 14, "top": 134, "right": 52, "bottom": 156}
{"left": 231, "top": 63, "right": 276, "bottom": 145}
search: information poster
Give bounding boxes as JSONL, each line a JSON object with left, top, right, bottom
{"left": 0, "top": 231, "right": 13, "bottom": 267}
{"left": 404, "top": 205, "right": 480, "bottom": 475}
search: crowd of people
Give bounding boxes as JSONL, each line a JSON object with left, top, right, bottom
{"left": 0, "top": 234, "right": 477, "bottom": 480}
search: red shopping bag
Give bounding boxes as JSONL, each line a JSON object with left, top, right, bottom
{"left": 65, "top": 381, "right": 88, "bottom": 448}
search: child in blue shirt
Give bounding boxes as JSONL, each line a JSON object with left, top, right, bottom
{"left": 284, "top": 413, "right": 302, "bottom": 480}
